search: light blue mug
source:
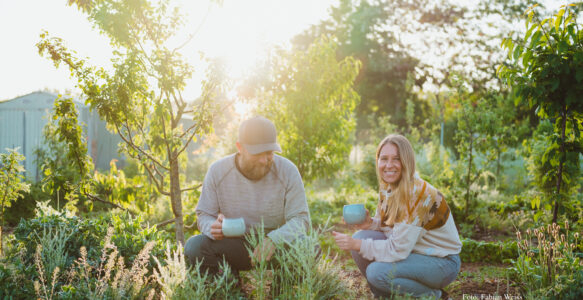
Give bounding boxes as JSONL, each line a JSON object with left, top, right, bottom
{"left": 343, "top": 204, "right": 366, "bottom": 225}
{"left": 222, "top": 217, "right": 246, "bottom": 237}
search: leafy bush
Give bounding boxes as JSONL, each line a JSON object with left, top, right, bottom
{"left": 14, "top": 203, "right": 171, "bottom": 266}
{"left": 0, "top": 202, "right": 172, "bottom": 299}
{"left": 460, "top": 238, "right": 518, "bottom": 264}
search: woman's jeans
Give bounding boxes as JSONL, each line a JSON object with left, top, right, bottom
{"left": 351, "top": 230, "right": 461, "bottom": 299}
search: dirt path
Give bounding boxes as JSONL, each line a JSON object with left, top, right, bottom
{"left": 334, "top": 261, "right": 522, "bottom": 299}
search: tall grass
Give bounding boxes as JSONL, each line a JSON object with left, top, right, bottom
{"left": 246, "top": 223, "right": 354, "bottom": 299}
{"left": 32, "top": 224, "right": 74, "bottom": 299}
{"left": 32, "top": 226, "right": 157, "bottom": 299}
{"left": 153, "top": 242, "right": 242, "bottom": 299}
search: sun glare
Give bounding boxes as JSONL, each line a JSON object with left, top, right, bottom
{"left": 233, "top": 100, "right": 253, "bottom": 118}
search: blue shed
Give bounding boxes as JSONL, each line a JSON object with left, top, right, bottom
{"left": 0, "top": 91, "right": 124, "bottom": 181}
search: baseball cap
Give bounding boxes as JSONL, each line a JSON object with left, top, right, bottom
{"left": 238, "top": 116, "right": 282, "bottom": 155}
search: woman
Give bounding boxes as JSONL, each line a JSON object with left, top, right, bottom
{"left": 332, "top": 134, "right": 462, "bottom": 299}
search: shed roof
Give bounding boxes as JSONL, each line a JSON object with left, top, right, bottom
{"left": 0, "top": 91, "right": 84, "bottom": 109}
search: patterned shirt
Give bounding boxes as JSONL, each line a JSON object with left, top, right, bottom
{"left": 359, "top": 175, "right": 462, "bottom": 262}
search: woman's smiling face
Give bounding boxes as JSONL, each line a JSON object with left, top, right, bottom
{"left": 377, "top": 142, "right": 402, "bottom": 186}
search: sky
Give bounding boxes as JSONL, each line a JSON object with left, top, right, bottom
{"left": 0, "top": 0, "right": 336, "bottom": 101}
{"left": 0, "top": 0, "right": 573, "bottom": 102}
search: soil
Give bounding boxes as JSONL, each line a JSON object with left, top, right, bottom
{"left": 335, "top": 261, "right": 522, "bottom": 299}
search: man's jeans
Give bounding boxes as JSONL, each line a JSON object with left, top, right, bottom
{"left": 184, "top": 234, "right": 252, "bottom": 275}
{"left": 351, "top": 230, "right": 461, "bottom": 299}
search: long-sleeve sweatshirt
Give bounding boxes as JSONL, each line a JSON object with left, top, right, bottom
{"left": 195, "top": 153, "right": 310, "bottom": 244}
{"left": 359, "top": 176, "right": 462, "bottom": 262}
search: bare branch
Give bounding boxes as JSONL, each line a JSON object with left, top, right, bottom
{"left": 181, "top": 183, "right": 202, "bottom": 193}
{"left": 85, "top": 193, "right": 135, "bottom": 215}
{"left": 155, "top": 218, "right": 176, "bottom": 228}
{"left": 155, "top": 212, "right": 197, "bottom": 229}
{"left": 115, "top": 122, "right": 169, "bottom": 171}
{"left": 171, "top": 2, "right": 213, "bottom": 53}
{"left": 142, "top": 161, "right": 170, "bottom": 196}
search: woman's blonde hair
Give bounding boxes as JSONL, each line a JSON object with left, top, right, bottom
{"left": 375, "top": 134, "right": 416, "bottom": 225}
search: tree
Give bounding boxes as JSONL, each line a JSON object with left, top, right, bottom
{"left": 0, "top": 148, "right": 30, "bottom": 254}
{"left": 38, "top": 0, "right": 223, "bottom": 244}
{"left": 257, "top": 38, "right": 361, "bottom": 182}
{"left": 34, "top": 104, "right": 90, "bottom": 213}
{"left": 292, "top": 0, "right": 422, "bottom": 132}
{"left": 498, "top": 4, "right": 583, "bottom": 223}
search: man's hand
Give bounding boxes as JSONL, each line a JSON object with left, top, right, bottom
{"left": 343, "top": 209, "right": 373, "bottom": 230}
{"left": 210, "top": 214, "right": 225, "bottom": 240}
{"left": 252, "top": 237, "right": 276, "bottom": 265}
{"left": 332, "top": 231, "right": 362, "bottom": 251}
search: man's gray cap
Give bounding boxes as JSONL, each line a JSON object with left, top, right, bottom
{"left": 239, "top": 116, "right": 282, "bottom": 155}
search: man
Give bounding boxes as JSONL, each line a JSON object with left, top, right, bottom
{"left": 184, "top": 116, "right": 310, "bottom": 275}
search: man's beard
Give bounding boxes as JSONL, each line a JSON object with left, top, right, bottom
{"left": 239, "top": 159, "right": 272, "bottom": 180}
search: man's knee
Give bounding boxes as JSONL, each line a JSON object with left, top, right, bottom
{"left": 184, "top": 234, "right": 211, "bottom": 265}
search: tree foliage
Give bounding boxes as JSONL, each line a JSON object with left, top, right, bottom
{"left": 35, "top": 98, "right": 93, "bottom": 213}
{"left": 292, "top": 0, "right": 422, "bottom": 131}
{"left": 37, "top": 0, "right": 223, "bottom": 244}
{"left": 498, "top": 3, "right": 583, "bottom": 223}
{"left": 257, "top": 38, "right": 361, "bottom": 182}
{"left": 0, "top": 148, "right": 30, "bottom": 254}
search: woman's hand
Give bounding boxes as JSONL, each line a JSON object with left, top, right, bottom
{"left": 343, "top": 209, "right": 373, "bottom": 230}
{"left": 332, "top": 231, "right": 362, "bottom": 251}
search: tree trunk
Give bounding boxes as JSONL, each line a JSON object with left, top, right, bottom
{"left": 553, "top": 106, "right": 567, "bottom": 224}
{"left": 496, "top": 143, "right": 501, "bottom": 179}
{"left": 465, "top": 136, "right": 473, "bottom": 217}
{"left": 170, "top": 152, "right": 185, "bottom": 245}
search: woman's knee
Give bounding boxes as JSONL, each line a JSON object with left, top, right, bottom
{"left": 365, "top": 262, "right": 395, "bottom": 290}
{"left": 440, "top": 255, "right": 461, "bottom": 287}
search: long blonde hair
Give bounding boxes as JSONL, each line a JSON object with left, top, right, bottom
{"left": 376, "top": 134, "right": 416, "bottom": 225}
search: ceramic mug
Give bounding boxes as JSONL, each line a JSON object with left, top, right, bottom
{"left": 343, "top": 204, "right": 366, "bottom": 225}
{"left": 222, "top": 217, "right": 246, "bottom": 237}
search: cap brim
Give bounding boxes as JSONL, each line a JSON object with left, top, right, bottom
{"left": 243, "top": 143, "right": 282, "bottom": 155}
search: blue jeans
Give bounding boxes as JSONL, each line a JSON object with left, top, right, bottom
{"left": 351, "top": 230, "right": 461, "bottom": 299}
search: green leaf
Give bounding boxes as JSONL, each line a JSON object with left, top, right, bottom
{"left": 558, "top": 40, "right": 568, "bottom": 53}
{"left": 551, "top": 79, "right": 560, "bottom": 91}
{"left": 531, "top": 30, "right": 542, "bottom": 48}
{"left": 576, "top": 68, "right": 583, "bottom": 83}
{"left": 555, "top": 9, "right": 565, "bottom": 32}
{"left": 513, "top": 45, "right": 522, "bottom": 61}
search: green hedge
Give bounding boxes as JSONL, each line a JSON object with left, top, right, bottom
{"left": 460, "top": 238, "right": 518, "bottom": 263}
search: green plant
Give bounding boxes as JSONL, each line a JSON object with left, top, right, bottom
{"left": 153, "top": 242, "right": 242, "bottom": 299}
{"left": 13, "top": 202, "right": 171, "bottom": 272}
{"left": 0, "top": 148, "right": 30, "bottom": 255}
{"left": 246, "top": 223, "right": 354, "bottom": 299}
{"left": 498, "top": 3, "right": 583, "bottom": 223}
{"left": 522, "top": 120, "right": 581, "bottom": 222}
{"left": 257, "top": 37, "right": 361, "bottom": 183}
{"left": 31, "top": 227, "right": 157, "bottom": 299}
{"left": 512, "top": 221, "right": 583, "bottom": 299}
{"left": 92, "top": 160, "right": 159, "bottom": 215}
{"left": 38, "top": 0, "right": 224, "bottom": 244}
{"left": 459, "top": 238, "right": 518, "bottom": 264}
{"left": 35, "top": 110, "right": 88, "bottom": 213}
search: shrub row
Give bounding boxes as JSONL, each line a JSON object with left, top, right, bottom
{"left": 460, "top": 238, "right": 518, "bottom": 264}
